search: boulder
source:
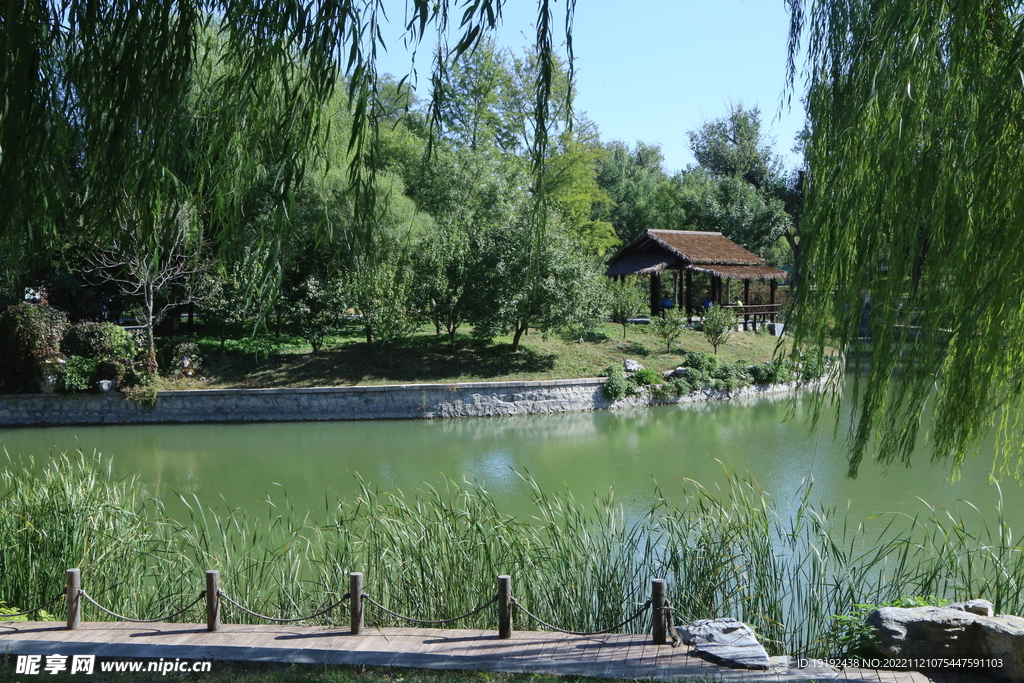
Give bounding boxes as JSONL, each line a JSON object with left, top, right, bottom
{"left": 868, "top": 605, "right": 1024, "bottom": 682}
{"left": 676, "top": 618, "right": 772, "bottom": 670}
{"left": 950, "top": 599, "right": 995, "bottom": 617}
{"left": 623, "top": 359, "right": 644, "bottom": 372}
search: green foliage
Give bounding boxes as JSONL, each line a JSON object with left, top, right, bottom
{"left": 158, "top": 339, "right": 203, "bottom": 378}
{"left": 0, "top": 303, "right": 68, "bottom": 393}
{"left": 702, "top": 304, "right": 734, "bottom": 354}
{"left": 682, "top": 350, "right": 720, "bottom": 375}
{"left": 749, "top": 357, "right": 793, "bottom": 385}
{"left": 601, "top": 365, "right": 632, "bottom": 400}
{"left": 351, "top": 261, "right": 418, "bottom": 367}
{"left": 596, "top": 141, "right": 668, "bottom": 244}
{"left": 652, "top": 309, "right": 687, "bottom": 352}
{"left": 288, "top": 276, "right": 346, "bottom": 354}
{"left": 788, "top": 0, "right": 1024, "bottom": 476}
{"left": 606, "top": 278, "right": 647, "bottom": 339}
{"left": 668, "top": 376, "right": 695, "bottom": 397}
{"left": 62, "top": 322, "right": 139, "bottom": 387}
{"left": 631, "top": 367, "right": 665, "bottom": 387}
{"left": 58, "top": 355, "right": 99, "bottom": 393}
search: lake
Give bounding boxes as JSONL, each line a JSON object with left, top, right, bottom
{"left": 1, "top": 383, "right": 1018, "bottom": 532}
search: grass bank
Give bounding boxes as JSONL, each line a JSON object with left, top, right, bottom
{"left": 6, "top": 452, "right": 1019, "bottom": 659}
{"left": 157, "top": 322, "right": 784, "bottom": 390}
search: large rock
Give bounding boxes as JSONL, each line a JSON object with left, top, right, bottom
{"left": 868, "top": 605, "right": 1024, "bottom": 682}
{"left": 676, "top": 618, "right": 771, "bottom": 670}
{"left": 623, "top": 359, "right": 644, "bottom": 372}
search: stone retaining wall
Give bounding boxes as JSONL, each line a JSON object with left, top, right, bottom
{"left": 0, "top": 378, "right": 813, "bottom": 427}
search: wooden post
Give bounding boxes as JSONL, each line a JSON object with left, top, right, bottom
{"left": 497, "top": 575, "right": 512, "bottom": 639}
{"left": 650, "top": 273, "right": 662, "bottom": 316}
{"left": 770, "top": 280, "right": 778, "bottom": 322}
{"left": 66, "top": 568, "right": 80, "bottom": 630}
{"left": 651, "top": 578, "right": 667, "bottom": 645}
{"left": 743, "top": 280, "right": 751, "bottom": 331}
{"left": 685, "top": 269, "right": 693, "bottom": 319}
{"left": 350, "top": 572, "right": 364, "bottom": 635}
{"left": 206, "top": 570, "right": 220, "bottom": 631}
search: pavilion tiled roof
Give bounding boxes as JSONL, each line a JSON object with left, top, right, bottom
{"left": 605, "top": 230, "right": 787, "bottom": 280}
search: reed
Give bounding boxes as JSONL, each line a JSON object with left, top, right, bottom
{"left": 2, "top": 449, "right": 1022, "bottom": 657}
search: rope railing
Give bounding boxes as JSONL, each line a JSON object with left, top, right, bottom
{"left": 511, "top": 596, "right": 652, "bottom": 636}
{"left": 0, "top": 590, "right": 66, "bottom": 620}
{"left": 79, "top": 590, "right": 206, "bottom": 624}
{"left": 362, "top": 593, "right": 498, "bottom": 625}
{"left": 44, "top": 568, "right": 682, "bottom": 648}
{"left": 217, "top": 590, "right": 350, "bottom": 624}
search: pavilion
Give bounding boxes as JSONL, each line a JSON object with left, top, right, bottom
{"left": 604, "top": 229, "right": 788, "bottom": 321}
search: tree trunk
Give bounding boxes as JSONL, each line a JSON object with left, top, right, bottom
{"left": 511, "top": 323, "right": 528, "bottom": 352}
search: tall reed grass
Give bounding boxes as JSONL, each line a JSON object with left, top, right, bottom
{"left": 2, "top": 449, "right": 1022, "bottom": 657}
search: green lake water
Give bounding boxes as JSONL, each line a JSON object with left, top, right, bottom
{"left": 1, "top": 384, "right": 1020, "bottom": 533}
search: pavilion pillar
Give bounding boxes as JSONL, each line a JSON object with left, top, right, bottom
{"left": 650, "top": 273, "right": 662, "bottom": 316}
{"left": 685, "top": 270, "right": 693, "bottom": 319}
{"left": 743, "top": 279, "right": 751, "bottom": 330}
{"left": 770, "top": 280, "right": 778, "bottom": 322}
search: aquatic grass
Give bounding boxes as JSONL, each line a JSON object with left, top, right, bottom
{"left": 3, "top": 450, "right": 1024, "bottom": 657}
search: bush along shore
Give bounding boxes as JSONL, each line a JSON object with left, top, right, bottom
{"left": 2, "top": 452, "right": 1022, "bottom": 660}
{"left": 601, "top": 349, "right": 836, "bottom": 403}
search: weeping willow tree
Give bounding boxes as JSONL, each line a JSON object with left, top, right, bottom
{"left": 787, "top": 1, "right": 1024, "bottom": 477}
{"left": 0, "top": 0, "right": 573, "bottom": 302}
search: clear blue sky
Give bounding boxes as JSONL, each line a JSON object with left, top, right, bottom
{"left": 377, "top": 1, "right": 805, "bottom": 175}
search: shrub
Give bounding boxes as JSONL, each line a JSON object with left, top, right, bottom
{"left": 601, "top": 365, "right": 631, "bottom": 400}
{"left": 62, "top": 322, "right": 138, "bottom": 385}
{"left": 750, "top": 357, "right": 793, "bottom": 385}
{"left": 669, "top": 376, "right": 694, "bottom": 396}
{"left": 59, "top": 355, "right": 99, "bottom": 392}
{"left": 158, "top": 338, "right": 202, "bottom": 378}
{"left": 682, "top": 350, "right": 720, "bottom": 374}
{"left": 631, "top": 367, "right": 665, "bottom": 386}
{"left": 0, "top": 303, "right": 68, "bottom": 393}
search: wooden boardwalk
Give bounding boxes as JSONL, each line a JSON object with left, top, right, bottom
{"left": 0, "top": 622, "right": 987, "bottom": 682}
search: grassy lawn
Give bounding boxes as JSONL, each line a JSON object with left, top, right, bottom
{"left": 159, "top": 321, "right": 788, "bottom": 391}
{"left": 1, "top": 660, "right": 726, "bottom": 683}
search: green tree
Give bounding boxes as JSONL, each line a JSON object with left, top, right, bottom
{"left": 607, "top": 278, "right": 647, "bottom": 339}
{"left": 788, "top": 0, "right": 1024, "bottom": 477}
{"left": 596, "top": 141, "right": 668, "bottom": 244}
{"left": 702, "top": 304, "right": 734, "bottom": 355}
{"left": 653, "top": 309, "right": 687, "bottom": 353}
{"left": 474, "top": 210, "right": 604, "bottom": 352}
{"left": 287, "top": 276, "right": 346, "bottom": 354}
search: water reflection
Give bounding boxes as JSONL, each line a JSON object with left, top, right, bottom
{"left": 0, "top": 383, "right": 1019, "bottom": 532}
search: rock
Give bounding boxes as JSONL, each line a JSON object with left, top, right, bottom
{"left": 950, "top": 599, "right": 995, "bottom": 617}
{"left": 669, "top": 366, "right": 689, "bottom": 378}
{"left": 676, "top": 618, "right": 772, "bottom": 670}
{"left": 96, "top": 380, "right": 115, "bottom": 393}
{"left": 623, "top": 359, "right": 644, "bottom": 372}
{"left": 868, "top": 605, "right": 1024, "bottom": 682}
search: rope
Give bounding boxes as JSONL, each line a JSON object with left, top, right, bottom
{"left": 362, "top": 593, "right": 498, "bottom": 625}
{"left": 511, "top": 597, "right": 652, "bottom": 636}
{"left": 217, "top": 591, "right": 350, "bottom": 623}
{"left": 78, "top": 590, "right": 206, "bottom": 623}
{"left": 663, "top": 598, "right": 682, "bottom": 648}
{"left": 0, "top": 590, "right": 67, "bottom": 620}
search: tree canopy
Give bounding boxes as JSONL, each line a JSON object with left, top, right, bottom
{"left": 788, "top": 0, "right": 1024, "bottom": 478}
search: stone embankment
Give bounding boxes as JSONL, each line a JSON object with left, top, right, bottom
{"left": 0, "top": 376, "right": 814, "bottom": 427}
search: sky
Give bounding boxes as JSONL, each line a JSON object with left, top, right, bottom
{"left": 376, "top": 0, "right": 807, "bottom": 175}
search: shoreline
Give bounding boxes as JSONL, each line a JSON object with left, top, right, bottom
{"left": 0, "top": 375, "right": 827, "bottom": 428}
